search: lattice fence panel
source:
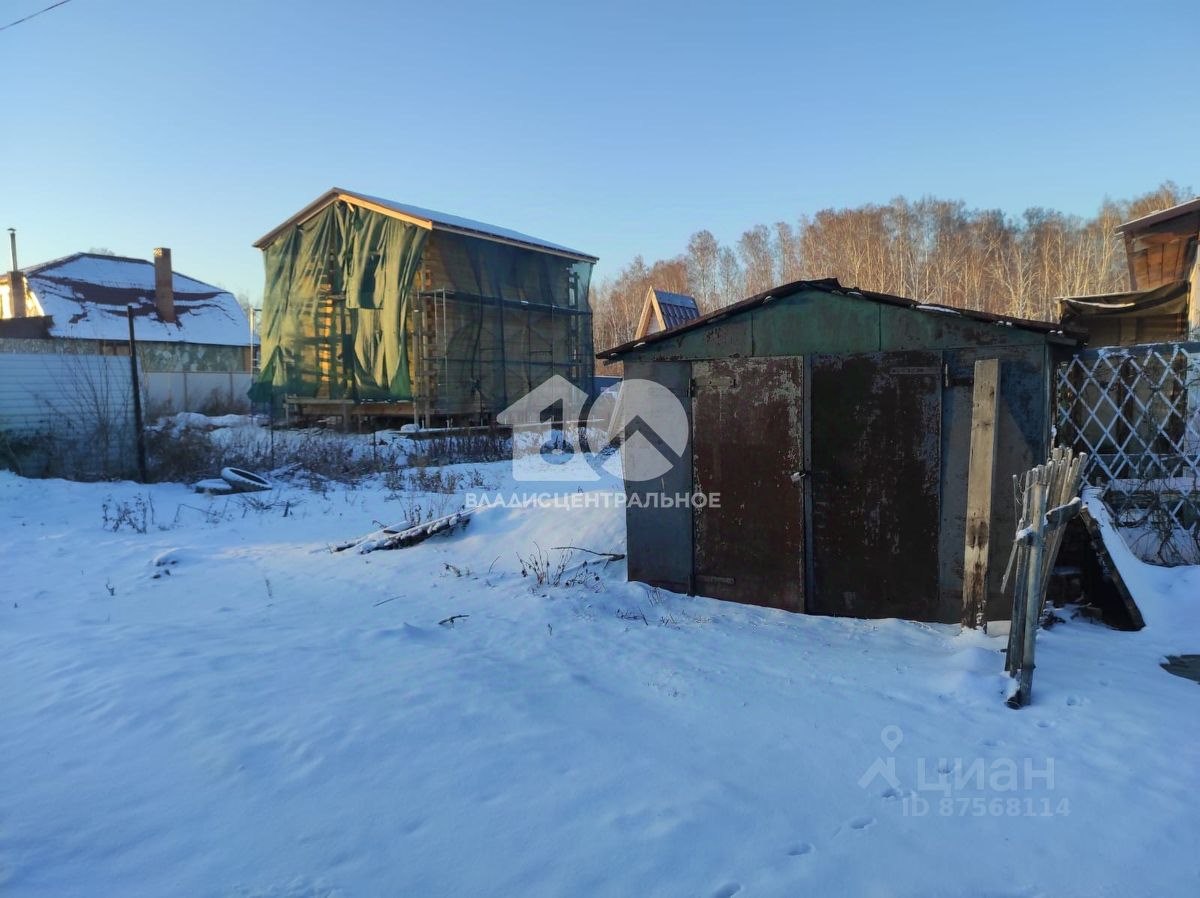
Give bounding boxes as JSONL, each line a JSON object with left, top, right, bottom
{"left": 1056, "top": 342, "right": 1200, "bottom": 564}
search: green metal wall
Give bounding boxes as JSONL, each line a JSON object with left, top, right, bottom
{"left": 613, "top": 290, "right": 1063, "bottom": 623}
{"left": 612, "top": 288, "right": 1047, "bottom": 363}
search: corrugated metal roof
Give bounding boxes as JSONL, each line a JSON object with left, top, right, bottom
{"left": 652, "top": 290, "right": 700, "bottom": 330}
{"left": 253, "top": 188, "right": 598, "bottom": 262}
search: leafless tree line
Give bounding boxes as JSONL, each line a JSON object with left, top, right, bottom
{"left": 592, "top": 182, "right": 1190, "bottom": 354}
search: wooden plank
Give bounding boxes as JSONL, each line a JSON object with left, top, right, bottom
{"left": 333, "top": 509, "right": 473, "bottom": 554}
{"left": 633, "top": 288, "right": 657, "bottom": 340}
{"left": 961, "top": 358, "right": 1000, "bottom": 629}
{"left": 1189, "top": 252, "right": 1200, "bottom": 336}
{"left": 1078, "top": 506, "right": 1145, "bottom": 630}
{"left": 1006, "top": 449, "right": 1085, "bottom": 706}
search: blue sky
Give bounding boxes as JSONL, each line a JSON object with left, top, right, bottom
{"left": 4, "top": 0, "right": 1195, "bottom": 302}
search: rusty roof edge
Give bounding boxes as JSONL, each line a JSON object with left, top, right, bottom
{"left": 852, "top": 288, "right": 1082, "bottom": 336}
{"left": 598, "top": 278, "right": 1081, "bottom": 358}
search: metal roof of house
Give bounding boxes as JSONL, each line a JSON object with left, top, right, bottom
{"left": 3, "top": 253, "right": 250, "bottom": 345}
{"left": 600, "top": 278, "right": 1080, "bottom": 359}
{"left": 652, "top": 290, "right": 700, "bottom": 330}
{"left": 252, "top": 188, "right": 598, "bottom": 263}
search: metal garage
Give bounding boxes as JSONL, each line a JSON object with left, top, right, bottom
{"left": 600, "top": 278, "right": 1080, "bottom": 623}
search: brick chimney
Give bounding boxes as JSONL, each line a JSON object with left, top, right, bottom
{"left": 7, "top": 228, "right": 26, "bottom": 318}
{"left": 153, "top": 247, "right": 175, "bottom": 323}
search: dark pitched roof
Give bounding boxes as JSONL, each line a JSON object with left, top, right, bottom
{"left": 652, "top": 290, "right": 700, "bottom": 330}
{"left": 600, "top": 278, "right": 1080, "bottom": 359}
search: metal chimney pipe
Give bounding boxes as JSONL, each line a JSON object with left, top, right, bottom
{"left": 153, "top": 247, "right": 176, "bottom": 323}
{"left": 7, "top": 227, "right": 26, "bottom": 318}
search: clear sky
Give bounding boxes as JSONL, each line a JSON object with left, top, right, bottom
{"left": 3, "top": 0, "right": 1195, "bottom": 303}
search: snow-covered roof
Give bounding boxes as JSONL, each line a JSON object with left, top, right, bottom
{"left": 9, "top": 253, "right": 250, "bottom": 346}
{"left": 252, "top": 188, "right": 598, "bottom": 263}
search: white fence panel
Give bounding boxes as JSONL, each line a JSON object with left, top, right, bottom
{"left": 0, "top": 352, "right": 134, "bottom": 433}
{"left": 0, "top": 352, "right": 137, "bottom": 477}
{"left": 144, "top": 371, "right": 251, "bottom": 415}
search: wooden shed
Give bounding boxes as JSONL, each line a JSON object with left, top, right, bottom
{"left": 600, "top": 278, "right": 1080, "bottom": 624}
{"left": 1059, "top": 197, "right": 1199, "bottom": 346}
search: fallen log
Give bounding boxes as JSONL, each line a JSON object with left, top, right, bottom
{"left": 334, "top": 509, "right": 473, "bottom": 555}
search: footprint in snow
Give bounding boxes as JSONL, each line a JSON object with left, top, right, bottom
{"left": 787, "top": 842, "right": 814, "bottom": 857}
{"left": 848, "top": 815, "right": 876, "bottom": 831}
{"left": 1065, "top": 695, "right": 1085, "bottom": 707}
{"left": 712, "top": 885, "right": 742, "bottom": 898}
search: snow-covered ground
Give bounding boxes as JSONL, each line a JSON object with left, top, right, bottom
{"left": 1, "top": 451, "right": 1198, "bottom": 897}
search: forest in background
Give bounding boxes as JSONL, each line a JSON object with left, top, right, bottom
{"left": 591, "top": 182, "right": 1191, "bottom": 355}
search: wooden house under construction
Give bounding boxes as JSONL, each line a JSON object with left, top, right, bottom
{"left": 251, "top": 188, "right": 597, "bottom": 425}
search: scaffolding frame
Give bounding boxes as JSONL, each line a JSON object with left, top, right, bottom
{"left": 410, "top": 283, "right": 593, "bottom": 428}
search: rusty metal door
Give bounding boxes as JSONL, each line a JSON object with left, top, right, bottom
{"left": 691, "top": 357, "right": 805, "bottom": 611}
{"left": 809, "top": 352, "right": 942, "bottom": 620}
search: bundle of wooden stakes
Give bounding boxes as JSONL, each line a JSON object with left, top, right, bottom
{"left": 1002, "top": 447, "right": 1087, "bottom": 709}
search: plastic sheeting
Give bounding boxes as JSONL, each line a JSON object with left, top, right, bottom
{"left": 417, "top": 231, "right": 593, "bottom": 414}
{"left": 251, "top": 200, "right": 427, "bottom": 403}
{"left": 251, "top": 198, "right": 595, "bottom": 416}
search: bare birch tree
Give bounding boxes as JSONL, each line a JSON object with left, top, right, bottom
{"left": 589, "top": 181, "right": 1192, "bottom": 354}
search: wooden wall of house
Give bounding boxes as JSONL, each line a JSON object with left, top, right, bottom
{"left": 1124, "top": 209, "right": 1200, "bottom": 291}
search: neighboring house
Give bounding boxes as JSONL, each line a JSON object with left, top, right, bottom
{"left": 601, "top": 277, "right": 1081, "bottom": 624}
{"left": 1060, "top": 197, "right": 1200, "bottom": 345}
{"left": 634, "top": 288, "right": 700, "bottom": 339}
{"left": 0, "top": 249, "right": 253, "bottom": 417}
{"left": 250, "top": 188, "right": 598, "bottom": 426}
